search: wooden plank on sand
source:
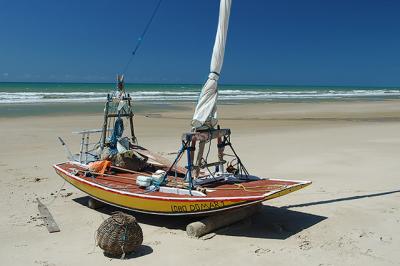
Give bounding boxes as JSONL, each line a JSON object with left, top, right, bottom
{"left": 36, "top": 198, "right": 60, "bottom": 233}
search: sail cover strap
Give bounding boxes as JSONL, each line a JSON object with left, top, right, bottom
{"left": 192, "top": 0, "right": 232, "bottom": 130}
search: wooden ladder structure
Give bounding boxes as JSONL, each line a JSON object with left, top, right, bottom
{"left": 100, "top": 93, "right": 137, "bottom": 149}
{"left": 182, "top": 128, "right": 231, "bottom": 181}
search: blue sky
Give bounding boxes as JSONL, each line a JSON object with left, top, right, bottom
{"left": 0, "top": 0, "right": 399, "bottom": 86}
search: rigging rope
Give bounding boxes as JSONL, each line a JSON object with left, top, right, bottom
{"left": 42, "top": 180, "right": 66, "bottom": 206}
{"left": 122, "top": 0, "right": 163, "bottom": 74}
{"left": 210, "top": 183, "right": 286, "bottom": 193}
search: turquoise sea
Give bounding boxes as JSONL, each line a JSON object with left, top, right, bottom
{"left": 1, "top": 82, "right": 400, "bottom": 116}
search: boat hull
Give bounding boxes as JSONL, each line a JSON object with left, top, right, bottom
{"left": 54, "top": 163, "right": 311, "bottom": 216}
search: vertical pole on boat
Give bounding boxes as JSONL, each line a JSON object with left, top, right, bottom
{"left": 217, "top": 125, "right": 224, "bottom": 173}
{"left": 85, "top": 133, "right": 89, "bottom": 164}
{"left": 101, "top": 94, "right": 110, "bottom": 149}
{"left": 127, "top": 94, "right": 137, "bottom": 144}
{"left": 185, "top": 135, "right": 194, "bottom": 191}
{"left": 190, "top": 138, "right": 196, "bottom": 167}
{"left": 79, "top": 133, "right": 85, "bottom": 164}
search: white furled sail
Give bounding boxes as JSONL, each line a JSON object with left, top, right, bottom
{"left": 191, "top": 0, "right": 232, "bottom": 129}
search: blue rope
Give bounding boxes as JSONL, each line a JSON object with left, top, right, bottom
{"left": 122, "top": 0, "right": 163, "bottom": 74}
{"left": 109, "top": 117, "right": 124, "bottom": 149}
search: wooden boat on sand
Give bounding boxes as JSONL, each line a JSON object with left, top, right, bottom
{"left": 54, "top": 0, "right": 311, "bottom": 216}
{"left": 54, "top": 144, "right": 310, "bottom": 215}
{"left": 54, "top": 120, "right": 311, "bottom": 215}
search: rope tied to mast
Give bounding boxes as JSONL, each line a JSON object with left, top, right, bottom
{"left": 208, "top": 71, "right": 220, "bottom": 81}
{"left": 122, "top": 0, "right": 163, "bottom": 74}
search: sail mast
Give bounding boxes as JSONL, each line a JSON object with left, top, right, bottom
{"left": 192, "top": 0, "right": 232, "bottom": 130}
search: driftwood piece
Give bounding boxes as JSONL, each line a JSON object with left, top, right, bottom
{"left": 186, "top": 203, "right": 261, "bottom": 238}
{"left": 36, "top": 198, "right": 60, "bottom": 233}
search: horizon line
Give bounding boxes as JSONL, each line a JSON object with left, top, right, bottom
{"left": 1, "top": 80, "right": 400, "bottom": 89}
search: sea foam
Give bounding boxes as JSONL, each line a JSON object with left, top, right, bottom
{"left": 1, "top": 87, "right": 400, "bottom": 104}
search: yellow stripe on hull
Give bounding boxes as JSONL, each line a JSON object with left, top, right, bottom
{"left": 57, "top": 169, "right": 250, "bottom": 215}
{"left": 55, "top": 168, "right": 311, "bottom": 215}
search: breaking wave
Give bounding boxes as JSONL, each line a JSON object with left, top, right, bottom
{"left": 1, "top": 88, "right": 400, "bottom": 104}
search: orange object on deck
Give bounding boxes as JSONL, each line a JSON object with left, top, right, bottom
{"left": 88, "top": 160, "right": 111, "bottom": 175}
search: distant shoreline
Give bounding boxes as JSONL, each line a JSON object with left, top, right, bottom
{"left": 2, "top": 99, "right": 400, "bottom": 118}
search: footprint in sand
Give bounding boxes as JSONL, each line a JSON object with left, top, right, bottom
{"left": 145, "top": 240, "right": 161, "bottom": 246}
{"left": 299, "top": 240, "right": 312, "bottom": 250}
{"left": 297, "top": 234, "right": 312, "bottom": 251}
{"left": 379, "top": 236, "right": 392, "bottom": 244}
{"left": 358, "top": 230, "right": 374, "bottom": 238}
{"left": 30, "top": 177, "right": 48, "bottom": 183}
{"left": 34, "top": 260, "right": 55, "bottom": 266}
{"left": 254, "top": 247, "right": 271, "bottom": 256}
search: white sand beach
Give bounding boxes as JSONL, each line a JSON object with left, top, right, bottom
{"left": 0, "top": 100, "right": 399, "bottom": 265}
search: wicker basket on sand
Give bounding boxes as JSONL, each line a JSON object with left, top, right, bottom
{"left": 97, "top": 212, "right": 143, "bottom": 258}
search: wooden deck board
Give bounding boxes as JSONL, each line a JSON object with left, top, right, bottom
{"left": 59, "top": 162, "right": 299, "bottom": 198}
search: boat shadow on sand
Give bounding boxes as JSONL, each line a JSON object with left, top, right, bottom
{"left": 73, "top": 196, "right": 326, "bottom": 240}
{"left": 73, "top": 189, "right": 400, "bottom": 240}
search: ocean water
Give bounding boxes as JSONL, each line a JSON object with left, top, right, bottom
{"left": 1, "top": 82, "right": 400, "bottom": 117}
{"left": 1, "top": 82, "right": 400, "bottom": 104}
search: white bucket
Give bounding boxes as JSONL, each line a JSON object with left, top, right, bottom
{"left": 136, "top": 175, "right": 152, "bottom": 187}
{"left": 151, "top": 170, "right": 166, "bottom": 183}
